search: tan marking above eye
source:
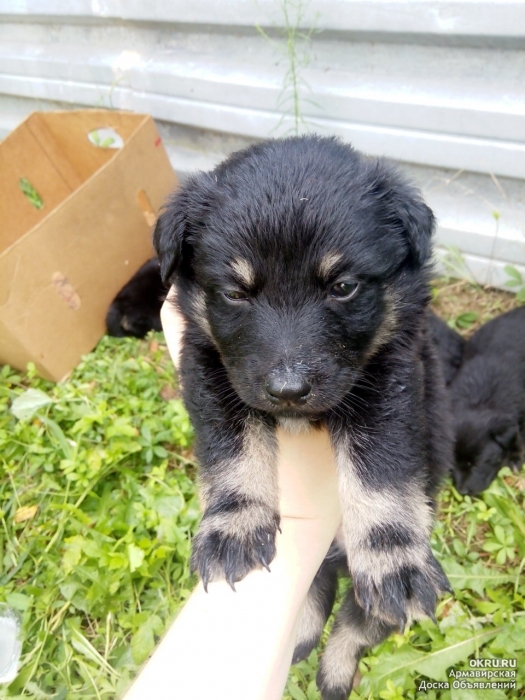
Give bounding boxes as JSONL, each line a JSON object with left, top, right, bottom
{"left": 231, "top": 257, "right": 255, "bottom": 286}
{"left": 318, "top": 252, "right": 343, "bottom": 279}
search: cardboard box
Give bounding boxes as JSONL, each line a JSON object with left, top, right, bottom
{"left": 0, "top": 110, "right": 178, "bottom": 381}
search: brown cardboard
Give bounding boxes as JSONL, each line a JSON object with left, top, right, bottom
{"left": 0, "top": 110, "right": 178, "bottom": 381}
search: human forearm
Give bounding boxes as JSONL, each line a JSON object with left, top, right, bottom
{"left": 123, "top": 427, "right": 340, "bottom": 700}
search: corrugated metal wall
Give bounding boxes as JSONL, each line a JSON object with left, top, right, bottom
{"left": 1, "top": 1, "right": 524, "bottom": 288}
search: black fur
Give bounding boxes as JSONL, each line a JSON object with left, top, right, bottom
{"left": 427, "top": 310, "right": 465, "bottom": 386}
{"left": 367, "top": 523, "right": 416, "bottom": 551}
{"left": 450, "top": 306, "right": 525, "bottom": 495}
{"left": 106, "top": 258, "right": 166, "bottom": 338}
{"left": 153, "top": 135, "right": 453, "bottom": 698}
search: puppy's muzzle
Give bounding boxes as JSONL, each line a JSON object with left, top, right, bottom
{"left": 264, "top": 373, "right": 312, "bottom": 407}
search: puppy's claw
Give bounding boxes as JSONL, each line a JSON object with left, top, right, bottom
{"left": 258, "top": 551, "right": 272, "bottom": 572}
{"left": 352, "top": 551, "right": 451, "bottom": 629}
{"left": 358, "top": 594, "right": 372, "bottom": 618}
{"left": 438, "top": 571, "right": 454, "bottom": 596}
{"left": 396, "top": 607, "right": 408, "bottom": 634}
{"left": 202, "top": 569, "right": 210, "bottom": 593}
{"left": 191, "top": 515, "right": 279, "bottom": 589}
{"left": 428, "top": 555, "right": 453, "bottom": 595}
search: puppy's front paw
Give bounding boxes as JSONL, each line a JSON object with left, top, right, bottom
{"left": 352, "top": 550, "right": 452, "bottom": 628}
{"left": 190, "top": 506, "right": 280, "bottom": 590}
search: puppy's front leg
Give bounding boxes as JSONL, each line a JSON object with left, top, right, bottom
{"left": 181, "top": 341, "right": 280, "bottom": 590}
{"left": 192, "top": 417, "right": 280, "bottom": 590}
{"left": 319, "top": 410, "right": 451, "bottom": 698}
{"left": 332, "top": 437, "right": 450, "bottom": 627}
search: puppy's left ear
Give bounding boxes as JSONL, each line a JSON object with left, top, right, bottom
{"left": 377, "top": 162, "right": 436, "bottom": 268}
{"left": 393, "top": 186, "right": 435, "bottom": 268}
{"left": 153, "top": 173, "right": 216, "bottom": 284}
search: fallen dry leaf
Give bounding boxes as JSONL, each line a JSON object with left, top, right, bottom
{"left": 14, "top": 505, "right": 38, "bottom": 523}
{"left": 160, "top": 385, "right": 179, "bottom": 401}
{"left": 514, "top": 476, "right": 525, "bottom": 491}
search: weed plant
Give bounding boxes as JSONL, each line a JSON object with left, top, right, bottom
{"left": 1, "top": 336, "right": 197, "bottom": 699}
{"left": 1, "top": 284, "right": 524, "bottom": 699}
{"left": 257, "top": 0, "right": 319, "bottom": 135}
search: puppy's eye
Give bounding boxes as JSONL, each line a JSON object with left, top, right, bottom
{"left": 329, "top": 281, "right": 359, "bottom": 300}
{"left": 223, "top": 290, "right": 249, "bottom": 302}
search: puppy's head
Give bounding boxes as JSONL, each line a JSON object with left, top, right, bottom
{"left": 154, "top": 136, "right": 435, "bottom": 416}
{"left": 453, "top": 410, "right": 518, "bottom": 495}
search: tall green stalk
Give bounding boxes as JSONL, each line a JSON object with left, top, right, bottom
{"left": 257, "top": 0, "right": 318, "bottom": 135}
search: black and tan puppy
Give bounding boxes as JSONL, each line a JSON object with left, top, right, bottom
{"left": 153, "top": 136, "right": 452, "bottom": 699}
{"left": 450, "top": 306, "right": 525, "bottom": 495}
{"left": 106, "top": 257, "right": 165, "bottom": 338}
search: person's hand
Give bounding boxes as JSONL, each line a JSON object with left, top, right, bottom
{"left": 124, "top": 289, "right": 342, "bottom": 700}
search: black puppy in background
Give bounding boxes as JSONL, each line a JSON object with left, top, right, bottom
{"left": 106, "top": 258, "right": 166, "bottom": 338}
{"left": 450, "top": 306, "right": 525, "bottom": 495}
{"left": 427, "top": 311, "right": 465, "bottom": 386}
{"left": 153, "top": 135, "right": 453, "bottom": 699}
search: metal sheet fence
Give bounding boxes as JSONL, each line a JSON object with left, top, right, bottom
{"left": 1, "top": 1, "right": 524, "bottom": 288}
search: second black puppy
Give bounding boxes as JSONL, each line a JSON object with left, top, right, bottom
{"left": 450, "top": 306, "right": 525, "bottom": 495}
{"left": 106, "top": 257, "right": 165, "bottom": 338}
{"left": 427, "top": 310, "right": 465, "bottom": 386}
{"left": 154, "top": 136, "right": 452, "bottom": 699}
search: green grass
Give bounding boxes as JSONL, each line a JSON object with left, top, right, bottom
{"left": 1, "top": 336, "right": 198, "bottom": 699}
{"left": 1, "top": 294, "right": 525, "bottom": 699}
{"left": 284, "top": 475, "right": 525, "bottom": 700}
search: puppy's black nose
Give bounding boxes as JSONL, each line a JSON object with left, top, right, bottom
{"left": 265, "top": 375, "right": 311, "bottom": 405}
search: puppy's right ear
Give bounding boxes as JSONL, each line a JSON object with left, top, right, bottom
{"left": 153, "top": 189, "right": 190, "bottom": 285}
{"left": 153, "top": 173, "right": 216, "bottom": 284}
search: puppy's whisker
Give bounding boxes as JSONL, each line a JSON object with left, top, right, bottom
{"left": 343, "top": 393, "right": 371, "bottom": 412}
